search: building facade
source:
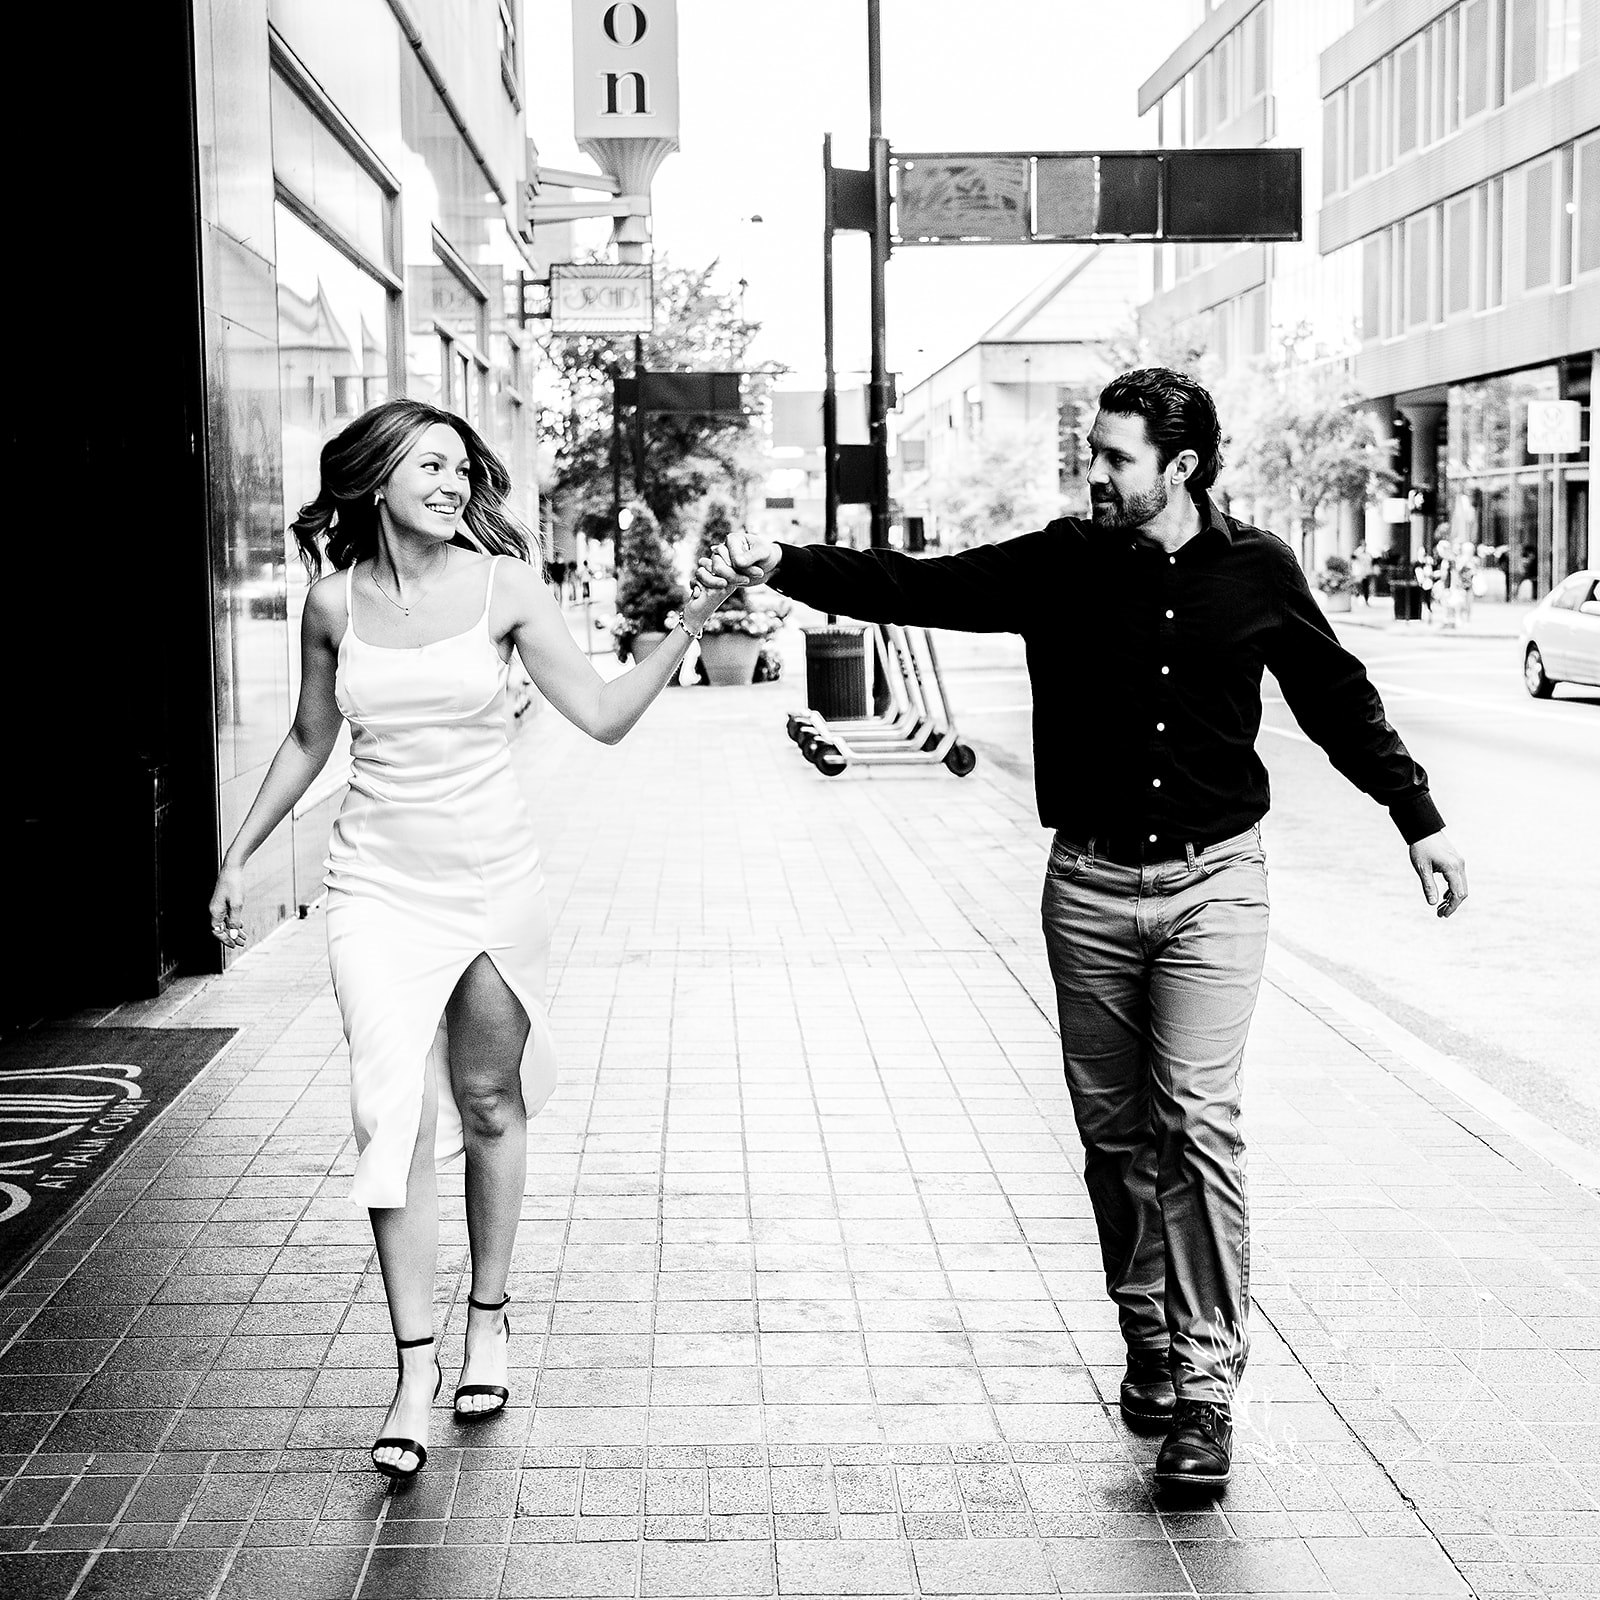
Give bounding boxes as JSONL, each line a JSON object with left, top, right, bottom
{"left": 1137, "top": 0, "right": 1600, "bottom": 590}
{"left": 6, "top": 2, "right": 541, "bottom": 1031}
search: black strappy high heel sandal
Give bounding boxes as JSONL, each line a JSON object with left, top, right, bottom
{"left": 371, "top": 1333, "right": 443, "bottom": 1480}
{"left": 453, "top": 1293, "right": 511, "bottom": 1420}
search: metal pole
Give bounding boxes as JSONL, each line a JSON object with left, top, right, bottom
{"left": 867, "top": 0, "right": 891, "bottom": 550}
{"left": 822, "top": 133, "right": 839, "bottom": 551}
{"left": 611, "top": 362, "right": 624, "bottom": 577}
{"left": 632, "top": 332, "right": 646, "bottom": 510}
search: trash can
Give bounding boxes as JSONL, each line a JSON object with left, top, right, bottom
{"left": 1392, "top": 581, "right": 1424, "bottom": 621}
{"left": 803, "top": 625, "right": 869, "bottom": 720}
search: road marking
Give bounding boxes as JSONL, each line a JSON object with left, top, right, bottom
{"left": 961, "top": 702, "right": 1034, "bottom": 714}
{"left": 1258, "top": 718, "right": 1310, "bottom": 743}
{"left": 1367, "top": 676, "right": 1599, "bottom": 722}
{"left": 1265, "top": 945, "right": 1600, "bottom": 1192}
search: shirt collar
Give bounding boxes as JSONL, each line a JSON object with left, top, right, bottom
{"left": 1193, "top": 490, "right": 1235, "bottom": 545}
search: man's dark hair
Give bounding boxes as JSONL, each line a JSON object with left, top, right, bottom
{"left": 1097, "top": 367, "right": 1223, "bottom": 496}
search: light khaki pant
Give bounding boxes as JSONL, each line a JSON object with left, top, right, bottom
{"left": 1040, "top": 827, "right": 1269, "bottom": 1405}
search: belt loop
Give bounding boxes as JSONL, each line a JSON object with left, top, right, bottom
{"left": 1185, "top": 841, "right": 1197, "bottom": 870}
{"left": 1084, "top": 837, "right": 1095, "bottom": 869}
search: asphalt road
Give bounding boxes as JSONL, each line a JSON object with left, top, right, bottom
{"left": 927, "top": 617, "right": 1600, "bottom": 1154}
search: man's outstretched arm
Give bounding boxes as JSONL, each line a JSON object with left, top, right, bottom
{"left": 700, "top": 527, "right": 1054, "bottom": 634}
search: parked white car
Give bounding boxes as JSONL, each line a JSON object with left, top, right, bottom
{"left": 1521, "top": 570, "right": 1600, "bottom": 697}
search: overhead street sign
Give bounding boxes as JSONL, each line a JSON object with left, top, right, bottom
{"left": 613, "top": 371, "right": 743, "bottom": 415}
{"left": 894, "top": 156, "right": 1030, "bottom": 242}
{"left": 890, "top": 149, "right": 1302, "bottom": 245}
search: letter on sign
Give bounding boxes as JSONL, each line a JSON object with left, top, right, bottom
{"left": 572, "top": 0, "right": 679, "bottom": 142}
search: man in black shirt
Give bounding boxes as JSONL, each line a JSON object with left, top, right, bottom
{"left": 701, "top": 368, "right": 1467, "bottom": 1493}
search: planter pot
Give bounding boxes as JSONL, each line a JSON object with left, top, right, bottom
{"left": 1319, "top": 591, "right": 1353, "bottom": 613}
{"left": 630, "top": 629, "right": 669, "bottom": 662}
{"left": 698, "top": 630, "right": 762, "bottom": 686}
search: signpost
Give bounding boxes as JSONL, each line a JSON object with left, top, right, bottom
{"left": 1527, "top": 399, "right": 1583, "bottom": 585}
{"left": 549, "top": 262, "right": 654, "bottom": 334}
{"left": 821, "top": 1, "right": 1305, "bottom": 549}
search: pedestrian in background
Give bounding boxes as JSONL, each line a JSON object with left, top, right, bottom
{"left": 1414, "top": 544, "right": 1437, "bottom": 620}
{"left": 1350, "top": 539, "right": 1373, "bottom": 604}
{"left": 208, "top": 398, "right": 730, "bottom": 1482}
{"left": 703, "top": 368, "right": 1467, "bottom": 1495}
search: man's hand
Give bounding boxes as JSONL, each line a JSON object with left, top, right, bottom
{"left": 1409, "top": 830, "right": 1468, "bottom": 918}
{"left": 696, "top": 529, "right": 781, "bottom": 591}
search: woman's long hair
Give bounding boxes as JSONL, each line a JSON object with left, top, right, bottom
{"left": 291, "top": 398, "right": 534, "bottom": 576}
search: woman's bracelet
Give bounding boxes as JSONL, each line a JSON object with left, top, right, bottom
{"left": 666, "top": 611, "right": 704, "bottom": 642}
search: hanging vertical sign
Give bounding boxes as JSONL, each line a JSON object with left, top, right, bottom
{"left": 572, "top": 1, "right": 680, "bottom": 141}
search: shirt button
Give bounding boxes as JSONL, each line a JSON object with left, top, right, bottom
{"left": 1156, "top": 721, "right": 1165, "bottom": 732}
{"left": 1165, "top": 609, "right": 1174, "bottom": 619}
{"left": 1161, "top": 665, "right": 1170, "bottom": 675}
{"left": 1152, "top": 778, "right": 1161, "bottom": 788}
{"left": 1168, "top": 556, "right": 1176, "bottom": 565}
{"left": 1148, "top": 833, "right": 1158, "bottom": 843}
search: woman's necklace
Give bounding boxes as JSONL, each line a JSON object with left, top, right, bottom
{"left": 372, "top": 546, "right": 449, "bottom": 618}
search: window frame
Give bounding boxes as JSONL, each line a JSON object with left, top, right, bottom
{"left": 1349, "top": 66, "right": 1377, "bottom": 184}
{"left": 1522, "top": 153, "right": 1558, "bottom": 293}
{"left": 1405, "top": 209, "right": 1436, "bottom": 328}
{"left": 1577, "top": 134, "right": 1600, "bottom": 278}
{"left": 1506, "top": 0, "right": 1541, "bottom": 99}
{"left": 1395, "top": 35, "right": 1423, "bottom": 159}
{"left": 1443, "top": 190, "right": 1477, "bottom": 317}
{"left": 1323, "top": 89, "right": 1345, "bottom": 198}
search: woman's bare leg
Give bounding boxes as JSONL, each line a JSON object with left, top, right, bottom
{"left": 447, "top": 953, "right": 530, "bottom": 1411}
{"left": 368, "top": 1050, "right": 440, "bottom": 1471}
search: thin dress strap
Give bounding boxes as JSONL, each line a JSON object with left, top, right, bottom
{"left": 482, "top": 554, "right": 504, "bottom": 626}
{"left": 344, "top": 565, "right": 355, "bottom": 615}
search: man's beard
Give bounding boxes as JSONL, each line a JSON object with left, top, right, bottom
{"left": 1091, "top": 478, "right": 1169, "bottom": 529}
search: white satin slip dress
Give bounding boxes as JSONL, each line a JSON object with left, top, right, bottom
{"left": 324, "top": 554, "right": 557, "bottom": 1209}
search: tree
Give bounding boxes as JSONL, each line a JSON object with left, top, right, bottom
{"left": 928, "top": 426, "right": 1067, "bottom": 550}
{"left": 612, "top": 504, "right": 684, "bottom": 658}
{"left": 1224, "top": 335, "right": 1394, "bottom": 567}
{"left": 1103, "top": 313, "right": 1217, "bottom": 386}
{"left": 542, "top": 259, "right": 783, "bottom": 545}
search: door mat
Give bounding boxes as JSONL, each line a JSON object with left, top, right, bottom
{"left": 0, "top": 1026, "right": 236, "bottom": 1289}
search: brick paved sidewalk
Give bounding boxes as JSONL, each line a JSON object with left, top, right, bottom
{"left": 2, "top": 680, "right": 1596, "bottom": 1599}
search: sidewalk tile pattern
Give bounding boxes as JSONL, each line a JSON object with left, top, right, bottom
{"left": 1, "top": 683, "right": 1596, "bottom": 1597}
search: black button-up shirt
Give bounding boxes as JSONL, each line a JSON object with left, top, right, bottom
{"left": 770, "top": 495, "right": 1444, "bottom": 847}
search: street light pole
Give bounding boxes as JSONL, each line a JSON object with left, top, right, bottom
{"left": 867, "top": 0, "right": 891, "bottom": 550}
{"left": 822, "top": 133, "right": 840, "bottom": 551}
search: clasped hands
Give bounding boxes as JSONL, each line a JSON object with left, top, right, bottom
{"left": 696, "top": 530, "right": 780, "bottom": 596}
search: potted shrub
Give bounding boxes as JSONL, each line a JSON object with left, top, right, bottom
{"left": 612, "top": 505, "right": 685, "bottom": 662}
{"left": 1315, "top": 553, "right": 1356, "bottom": 613}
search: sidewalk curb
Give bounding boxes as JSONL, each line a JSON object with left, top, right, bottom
{"left": 1265, "top": 943, "right": 1600, "bottom": 1191}
{"left": 1329, "top": 612, "right": 1524, "bottom": 641}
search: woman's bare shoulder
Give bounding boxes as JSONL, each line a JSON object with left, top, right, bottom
{"left": 493, "top": 551, "right": 549, "bottom": 602}
{"left": 303, "top": 570, "right": 349, "bottom": 637}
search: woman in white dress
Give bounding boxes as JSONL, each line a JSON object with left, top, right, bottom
{"left": 208, "top": 399, "right": 728, "bottom": 1481}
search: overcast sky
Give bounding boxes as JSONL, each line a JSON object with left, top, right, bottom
{"left": 530, "top": 0, "right": 1198, "bottom": 388}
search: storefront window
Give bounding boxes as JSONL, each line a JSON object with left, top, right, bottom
{"left": 271, "top": 75, "right": 388, "bottom": 272}
{"left": 276, "top": 204, "right": 392, "bottom": 516}
{"left": 275, "top": 202, "right": 394, "bottom": 806}
{"left": 1445, "top": 367, "right": 1563, "bottom": 597}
